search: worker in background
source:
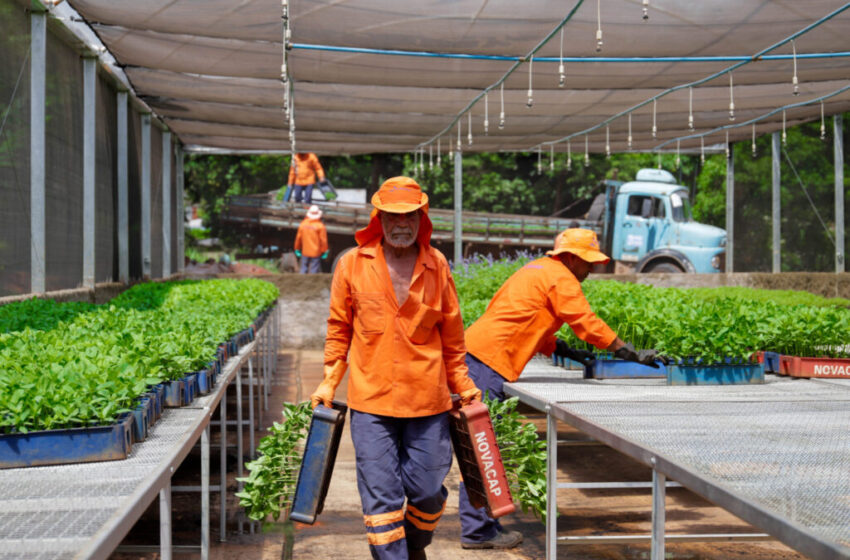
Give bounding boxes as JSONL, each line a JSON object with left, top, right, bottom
{"left": 287, "top": 151, "right": 326, "bottom": 204}
{"left": 311, "top": 177, "right": 481, "bottom": 560}
{"left": 294, "top": 204, "right": 329, "bottom": 274}
{"left": 458, "top": 228, "right": 665, "bottom": 550}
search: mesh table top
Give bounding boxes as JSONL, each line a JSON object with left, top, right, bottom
{"left": 0, "top": 340, "right": 256, "bottom": 560}
{"left": 507, "top": 359, "right": 850, "bottom": 560}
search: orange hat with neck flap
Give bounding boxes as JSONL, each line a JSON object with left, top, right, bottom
{"left": 355, "top": 177, "right": 432, "bottom": 246}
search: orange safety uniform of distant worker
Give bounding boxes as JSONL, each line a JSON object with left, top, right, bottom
{"left": 287, "top": 152, "right": 326, "bottom": 203}
{"left": 458, "top": 228, "right": 664, "bottom": 550}
{"left": 312, "top": 176, "right": 480, "bottom": 560}
{"left": 294, "top": 205, "right": 329, "bottom": 274}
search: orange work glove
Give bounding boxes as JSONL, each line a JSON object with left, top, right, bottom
{"left": 458, "top": 387, "right": 482, "bottom": 407}
{"left": 310, "top": 360, "right": 347, "bottom": 409}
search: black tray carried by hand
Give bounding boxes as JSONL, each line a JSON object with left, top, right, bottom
{"left": 289, "top": 400, "right": 347, "bottom": 524}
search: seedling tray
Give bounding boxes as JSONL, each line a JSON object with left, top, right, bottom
{"left": 584, "top": 359, "right": 666, "bottom": 379}
{"left": 448, "top": 400, "right": 515, "bottom": 518}
{"left": 667, "top": 362, "right": 764, "bottom": 385}
{"left": 0, "top": 414, "right": 133, "bottom": 469}
{"left": 779, "top": 355, "right": 850, "bottom": 378}
{"left": 290, "top": 401, "right": 348, "bottom": 525}
{"left": 753, "top": 351, "right": 782, "bottom": 373}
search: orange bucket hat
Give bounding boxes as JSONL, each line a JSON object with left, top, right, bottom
{"left": 355, "top": 177, "right": 432, "bottom": 246}
{"left": 370, "top": 176, "right": 429, "bottom": 214}
{"left": 546, "top": 228, "right": 610, "bottom": 264}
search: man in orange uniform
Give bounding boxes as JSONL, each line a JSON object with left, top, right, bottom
{"left": 459, "top": 228, "right": 663, "bottom": 549}
{"left": 287, "top": 151, "right": 326, "bottom": 203}
{"left": 311, "top": 176, "right": 481, "bottom": 560}
{"left": 294, "top": 204, "right": 329, "bottom": 274}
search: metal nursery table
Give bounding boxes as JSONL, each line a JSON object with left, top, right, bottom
{"left": 506, "top": 359, "right": 850, "bottom": 560}
{"left": 0, "top": 305, "right": 279, "bottom": 560}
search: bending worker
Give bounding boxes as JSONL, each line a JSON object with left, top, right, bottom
{"left": 287, "top": 151, "right": 326, "bottom": 203}
{"left": 294, "top": 204, "right": 329, "bottom": 274}
{"left": 459, "top": 228, "right": 663, "bottom": 550}
{"left": 311, "top": 176, "right": 481, "bottom": 560}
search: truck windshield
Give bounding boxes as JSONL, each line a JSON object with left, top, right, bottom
{"left": 670, "top": 191, "right": 692, "bottom": 222}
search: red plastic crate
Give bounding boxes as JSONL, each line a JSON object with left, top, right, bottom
{"left": 779, "top": 355, "right": 850, "bottom": 378}
{"left": 448, "top": 400, "right": 515, "bottom": 518}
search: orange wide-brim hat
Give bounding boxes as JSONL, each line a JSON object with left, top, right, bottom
{"left": 546, "top": 228, "right": 610, "bottom": 264}
{"left": 355, "top": 177, "right": 432, "bottom": 246}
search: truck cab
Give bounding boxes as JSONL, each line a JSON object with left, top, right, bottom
{"left": 602, "top": 169, "right": 726, "bottom": 273}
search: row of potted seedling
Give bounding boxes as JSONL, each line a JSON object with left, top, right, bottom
{"left": 753, "top": 351, "right": 850, "bottom": 379}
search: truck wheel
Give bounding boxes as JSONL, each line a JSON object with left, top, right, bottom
{"left": 331, "top": 247, "right": 356, "bottom": 274}
{"left": 645, "top": 262, "right": 684, "bottom": 273}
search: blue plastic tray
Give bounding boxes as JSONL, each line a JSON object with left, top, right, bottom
{"left": 763, "top": 351, "right": 781, "bottom": 374}
{"left": 0, "top": 414, "right": 133, "bottom": 469}
{"left": 585, "top": 359, "right": 667, "bottom": 379}
{"left": 667, "top": 362, "right": 764, "bottom": 385}
{"left": 290, "top": 401, "right": 348, "bottom": 525}
{"left": 163, "top": 379, "right": 186, "bottom": 407}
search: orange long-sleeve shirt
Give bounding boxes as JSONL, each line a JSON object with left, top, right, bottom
{"left": 324, "top": 237, "right": 477, "bottom": 417}
{"left": 294, "top": 218, "right": 328, "bottom": 258}
{"left": 465, "top": 256, "right": 617, "bottom": 382}
{"left": 288, "top": 153, "right": 325, "bottom": 186}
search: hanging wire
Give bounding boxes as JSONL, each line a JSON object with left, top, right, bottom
{"left": 791, "top": 39, "right": 800, "bottom": 95}
{"left": 783, "top": 147, "right": 836, "bottom": 245}
{"left": 676, "top": 139, "right": 681, "bottom": 168}
{"left": 652, "top": 98, "right": 657, "bottom": 139}
{"left": 605, "top": 125, "right": 611, "bottom": 158}
{"left": 656, "top": 151, "right": 661, "bottom": 169}
{"left": 751, "top": 123, "right": 757, "bottom": 157}
{"left": 499, "top": 82, "right": 505, "bottom": 129}
{"left": 688, "top": 87, "right": 694, "bottom": 130}
{"left": 449, "top": 133, "right": 453, "bottom": 162}
{"left": 558, "top": 28, "right": 566, "bottom": 87}
{"left": 782, "top": 110, "right": 787, "bottom": 145}
{"left": 820, "top": 100, "right": 826, "bottom": 139}
{"left": 700, "top": 135, "right": 705, "bottom": 164}
{"left": 567, "top": 139, "right": 572, "bottom": 169}
{"left": 527, "top": 56, "right": 534, "bottom": 108}
{"left": 537, "top": 145, "right": 543, "bottom": 174}
{"left": 429, "top": 144, "right": 433, "bottom": 170}
{"left": 728, "top": 72, "right": 736, "bottom": 121}
{"left": 627, "top": 112, "right": 633, "bottom": 149}
{"left": 725, "top": 129, "right": 730, "bottom": 158}
{"left": 468, "top": 112, "right": 473, "bottom": 145}
{"left": 642, "top": 0, "right": 650, "bottom": 20}
{"left": 595, "top": 0, "right": 603, "bottom": 52}
{"left": 457, "top": 120, "right": 462, "bottom": 152}
{"left": 437, "top": 137, "right": 442, "bottom": 166}
{"left": 584, "top": 135, "right": 590, "bottom": 166}
{"left": 484, "top": 92, "right": 489, "bottom": 135}
{"left": 549, "top": 144, "right": 555, "bottom": 171}
{"left": 419, "top": 149, "right": 425, "bottom": 174}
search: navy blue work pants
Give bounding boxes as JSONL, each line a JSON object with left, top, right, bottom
{"left": 350, "top": 410, "right": 451, "bottom": 560}
{"left": 299, "top": 256, "right": 321, "bottom": 274}
{"left": 293, "top": 183, "right": 315, "bottom": 203}
{"left": 458, "top": 353, "right": 506, "bottom": 543}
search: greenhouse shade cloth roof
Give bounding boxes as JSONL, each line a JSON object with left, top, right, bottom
{"left": 63, "top": 0, "right": 850, "bottom": 155}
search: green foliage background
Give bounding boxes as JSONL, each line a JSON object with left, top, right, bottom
{"left": 185, "top": 115, "right": 848, "bottom": 271}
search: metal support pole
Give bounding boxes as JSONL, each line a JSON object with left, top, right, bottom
{"left": 162, "top": 131, "right": 172, "bottom": 277}
{"left": 236, "top": 368, "right": 244, "bottom": 535}
{"left": 160, "top": 482, "right": 172, "bottom": 560}
{"left": 82, "top": 55, "right": 97, "bottom": 289}
{"left": 772, "top": 132, "right": 781, "bottom": 273}
{"left": 176, "top": 145, "right": 185, "bottom": 273}
{"left": 248, "top": 359, "right": 256, "bottom": 454}
{"left": 836, "top": 115, "right": 845, "bottom": 273}
{"left": 219, "top": 385, "right": 227, "bottom": 541}
{"left": 651, "top": 467, "right": 666, "bottom": 560}
{"left": 117, "top": 91, "right": 129, "bottom": 283}
{"left": 201, "top": 423, "right": 210, "bottom": 560}
{"left": 546, "top": 406, "right": 557, "bottom": 560}
{"left": 453, "top": 148, "right": 463, "bottom": 267}
{"left": 30, "top": 11, "right": 46, "bottom": 294}
{"left": 141, "top": 114, "right": 152, "bottom": 279}
{"left": 725, "top": 144, "right": 735, "bottom": 273}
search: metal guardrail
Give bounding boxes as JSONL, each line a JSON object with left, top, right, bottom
{"left": 223, "top": 194, "right": 600, "bottom": 247}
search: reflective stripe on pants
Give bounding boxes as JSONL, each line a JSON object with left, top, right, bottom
{"left": 350, "top": 410, "right": 451, "bottom": 559}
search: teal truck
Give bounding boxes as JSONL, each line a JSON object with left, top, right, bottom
{"left": 581, "top": 168, "right": 727, "bottom": 273}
